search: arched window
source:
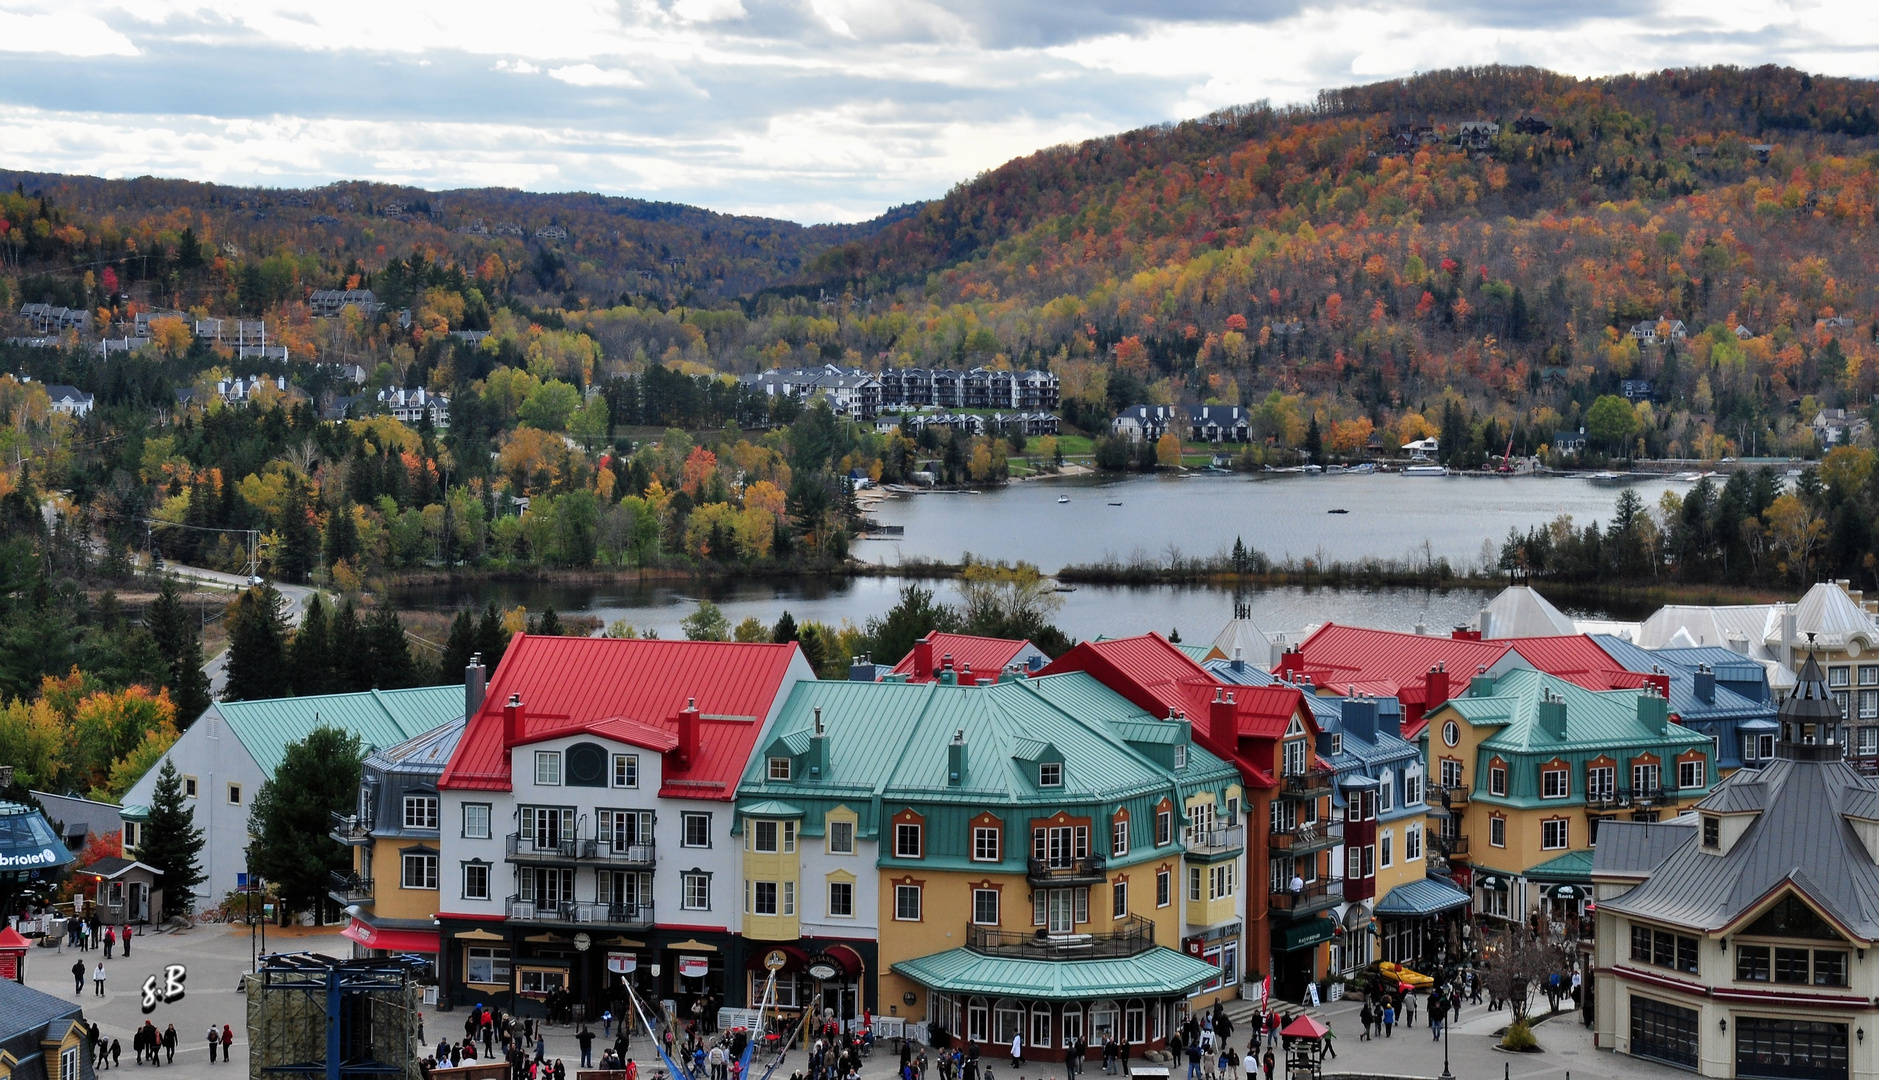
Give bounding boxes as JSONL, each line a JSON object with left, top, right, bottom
{"left": 995, "top": 999, "right": 1024, "bottom": 1044}
{"left": 1030, "top": 1004, "right": 1051, "bottom": 1050}
{"left": 967, "top": 997, "right": 989, "bottom": 1043}
{"left": 566, "top": 742, "right": 608, "bottom": 787}
{"left": 1060, "top": 1004, "right": 1084, "bottom": 1048}
{"left": 1124, "top": 1001, "right": 1146, "bottom": 1044}
{"left": 1089, "top": 1000, "right": 1120, "bottom": 1044}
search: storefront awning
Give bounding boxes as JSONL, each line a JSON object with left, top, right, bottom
{"left": 892, "top": 946, "right": 1220, "bottom": 1001}
{"left": 1375, "top": 877, "right": 1472, "bottom": 918}
{"left": 342, "top": 917, "right": 440, "bottom": 954}
{"left": 1525, "top": 850, "right": 1594, "bottom": 886}
{"left": 0, "top": 802, "right": 76, "bottom": 879}
{"left": 1273, "top": 916, "right": 1336, "bottom": 953}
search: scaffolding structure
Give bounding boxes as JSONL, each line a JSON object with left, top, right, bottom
{"left": 245, "top": 953, "right": 425, "bottom": 1080}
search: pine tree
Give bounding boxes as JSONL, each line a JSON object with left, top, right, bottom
{"left": 222, "top": 585, "right": 290, "bottom": 701}
{"left": 1304, "top": 414, "right": 1323, "bottom": 462}
{"left": 440, "top": 609, "right": 478, "bottom": 678}
{"left": 323, "top": 499, "right": 360, "bottom": 569}
{"left": 144, "top": 576, "right": 212, "bottom": 725}
{"left": 278, "top": 477, "right": 318, "bottom": 583}
{"left": 290, "top": 593, "right": 332, "bottom": 696}
{"left": 474, "top": 601, "right": 511, "bottom": 670}
{"left": 140, "top": 760, "right": 205, "bottom": 917}
{"left": 331, "top": 598, "right": 369, "bottom": 692}
{"left": 247, "top": 726, "right": 362, "bottom": 918}
{"left": 366, "top": 604, "right": 416, "bottom": 689}
{"left": 533, "top": 607, "right": 564, "bottom": 636}
{"left": 771, "top": 610, "right": 799, "bottom": 644}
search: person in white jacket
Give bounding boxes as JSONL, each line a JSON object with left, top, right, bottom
{"left": 1010, "top": 1033, "right": 1023, "bottom": 1068}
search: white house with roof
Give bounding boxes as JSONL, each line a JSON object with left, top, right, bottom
{"left": 120, "top": 685, "right": 470, "bottom": 909}
{"left": 44, "top": 385, "right": 93, "bottom": 417}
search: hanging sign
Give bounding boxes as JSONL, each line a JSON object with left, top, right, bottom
{"left": 764, "top": 950, "right": 788, "bottom": 971}
{"left": 607, "top": 953, "right": 638, "bottom": 974}
{"left": 678, "top": 956, "right": 710, "bottom": 979}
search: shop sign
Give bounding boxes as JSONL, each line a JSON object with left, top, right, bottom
{"left": 678, "top": 956, "right": 710, "bottom": 979}
{"left": 607, "top": 953, "right": 637, "bottom": 974}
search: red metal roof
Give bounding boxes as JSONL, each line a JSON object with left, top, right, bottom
{"left": 440, "top": 634, "right": 806, "bottom": 799}
{"left": 1285, "top": 624, "right": 1514, "bottom": 739}
{"left": 1501, "top": 635, "right": 1644, "bottom": 691}
{"left": 890, "top": 632, "right": 1034, "bottom": 682}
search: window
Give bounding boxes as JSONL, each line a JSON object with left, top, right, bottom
{"left": 1155, "top": 808, "right": 1172, "bottom": 846}
{"left": 973, "top": 826, "right": 1001, "bottom": 862}
{"left": 1861, "top": 694, "right": 1879, "bottom": 723}
{"left": 401, "top": 852, "right": 439, "bottom": 890}
{"left": 1541, "top": 768, "right": 1568, "bottom": 799}
{"left": 1630, "top": 996, "right": 1699, "bottom": 1069}
{"left": 1488, "top": 765, "right": 1506, "bottom": 797}
{"left": 1830, "top": 665, "right": 1850, "bottom": 688}
{"left": 1633, "top": 762, "right": 1661, "bottom": 792}
{"left": 518, "top": 969, "right": 567, "bottom": 995}
{"left": 1173, "top": 746, "right": 1188, "bottom": 769}
{"left": 1737, "top": 944, "right": 1771, "bottom": 982}
{"left": 1348, "top": 848, "right": 1363, "bottom": 880}
{"left": 1406, "top": 824, "right": 1422, "bottom": 861}
{"left": 1703, "top": 816, "right": 1720, "bottom": 847}
{"left": 1156, "top": 869, "right": 1170, "bottom": 908}
{"left": 1329, "top": 733, "right": 1342, "bottom": 756}
{"left": 1403, "top": 772, "right": 1421, "bottom": 805}
{"left": 751, "top": 881, "right": 778, "bottom": 916}
{"left": 967, "top": 999, "right": 988, "bottom": 1043}
{"left": 973, "top": 888, "right": 1000, "bottom": 925}
{"left": 1489, "top": 816, "right": 1507, "bottom": 847}
{"left": 1283, "top": 740, "right": 1307, "bottom": 775}
{"left": 534, "top": 751, "right": 561, "bottom": 786}
{"left": 184, "top": 776, "right": 198, "bottom": 798}
{"left": 1031, "top": 1005, "right": 1051, "bottom": 1051}
{"left": 1189, "top": 866, "right": 1202, "bottom": 902}
{"left": 1745, "top": 732, "right": 1776, "bottom": 762}
{"left": 754, "top": 820, "right": 779, "bottom": 852}
{"left": 682, "top": 812, "right": 712, "bottom": 848}
{"left": 828, "top": 880, "right": 854, "bottom": 917}
{"left": 895, "top": 822, "right": 923, "bottom": 858}
{"left": 1112, "top": 820, "right": 1129, "bottom": 858}
{"left": 1039, "top": 762, "right": 1062, "bottom": 787}
{"left": 1862, "top": 665, "right": 1879, "bottom": 687}
{"left": 467, "top": 946, "right": 511, "bottom": 985}
{"left": 1587, "top": 765, "right": 1615, "bottom": 799}
{"left": 1112, "top": 880, "right": 1128, "bottom": 918}
{"left": 1440, "top": 759, "right": 1463, "bottom": 789}
{"left": 1678, "top": 759, "right": 1705, "bottom": 789}
{"left": 463, "top": 862, "right": 490, "bottom": 900}
{"left": 403, "top": 795, "right": 438, "bottom": 829}
{"left": 895, "top": 884, "right": 923, "bottom": 921}
{"left": 1541, "top": 818, "right": 1568, "bottom": 850}
{"left": 769, "top": 757, "right": 792, "bottom": 781}
{"left": 462, "top": 803, "right": 491, "bottom": 838}
{"left": 1125, "top": 1002, "right": 1146, "bottom": 1045}
{"left": 1378, "top": 776, "right": 1394, "bottom": 813}
{"left": 61, "top": 1046, "right": 78, "bottom": 1080}
{"left": 613, "top": 754, "right": 639, "bottom": 788}
{"left": 1863, "top": 726, "right": 1879, "bottom": 755}
{"left": 681, "top": 872, "right": 711, "bottom": 910}
{"left": 1378, "top": 831, "right": 1393, "bottom": 868}
{"left": 1814, "top": 950, "right": 1849, "bottom": 987}
{"left": 828, "top": 820, "right": 855, "bottom": 855}
{"left": 1209, "top": 863, "right": 1235, "bottom": 901}
{"left": 1630, "top": 925, "right": 1699, "bottom": 973}
{"left": 123, "top": 821, "right": 140, "bottom": 850}
{"left": 1775, "top": 947, "right": 1812, "bottom": 984}
{"left": 221, "top": 781, "right": 240, "bottom": 806}
{"left": 1075, "top": 886, "right": 1089, "bottom": 922}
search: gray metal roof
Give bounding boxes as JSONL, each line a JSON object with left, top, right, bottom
{"left": 1592, "top": 819, "right": 1698, "bottom": 878}
{"left": 0, "top": 976, "right": 84, "bottom": 1038}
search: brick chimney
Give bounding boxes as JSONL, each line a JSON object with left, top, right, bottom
{"left": 503, "top": 693, "right": 525, "bottom": 747}
{"left": 676, "top": 696, "right": 700, "bottom": 768}
{"left": 1278, "top": 647, "right": 1304, "bottom": 680}
{"left": 1209, "top": 688, "right": 1238, "bottom": 750}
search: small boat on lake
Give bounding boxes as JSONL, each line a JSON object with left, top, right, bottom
{"left": 1057, "top": 495, "right": 1071, "bottom": 504}
{"left": 1403, "top": 464, "right": 1448, "bottom": 477}
{"left": 1327, "top": 508, "right": 1350, "bottom": 514}
{"left": 1108, "top": 501, "right": 1123, "bottom": 506}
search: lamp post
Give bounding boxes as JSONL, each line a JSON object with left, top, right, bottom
{"left": 1439, "top": 981, "right": 1453, "bottom": 1080}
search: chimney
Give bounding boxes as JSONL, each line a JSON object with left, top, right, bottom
{"left": 465, "top": 653, "right": 486, "bottom": 718}
{"left": 676, "top": 696, "right": 700, "bottom": 769}
{"left": 1424, "top": 664, "right": 1450, "bottom": 709}
{"left": 1209, "top": 688, "right": 1237, "bottom": 750}
{"left": 913, "top": 636, "right": 935, "bottom": 680}
{"left": 1538, "top": 689, "right": 1567, "bottom": 740}
{"left": 947, "top": 729, "right": 968, "bottom": 786}
{"left": 1644, "top": 672, "right": 1670, "bottom": 698}
{"left": 1452, "top": 626, "right": 1482, "bottom": 642}
{"left": 1470, "top": 665, "right": 1496, "bottom": 698}
{"left": 808, "top": 706, "right": 828, "bottom": 782}
{"left": 503, "top": 692, "right": 525, "bottom": 747}
{"left": 1478, "top": 607, "right": 1493, "bottom": 639}
{"left": 1694, "top": 664, "right": 1715, "bottom": 704}
{"left": 1231, "top": 646, "right": 1245, "bottom": 673}
{"left": 1781, "top": 605, "right": 1797, "bottom": 669}
{"left": 1343, "top": 696, "right": 1377, "bottom": 743}
{"left": 1638, "top": 685, "right": 1669, "bottom": 734}
{"left": 1278, "top": 647, "right": 1304, "bottom": 680}
{"left": 849, "top": 654, "right": 878, "bottom": 682}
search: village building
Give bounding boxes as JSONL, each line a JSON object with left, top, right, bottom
{"left": 43, "top": 386, "right": 93, "bottom": 417}
{"left": 889, "top": 631, "right": 1048, "bottom": 683}
{"left": 1593, "top": 656, "right": 1879, "bottom": 1080}
{"left": 1111, "top": 405, "right": 1187, "bottom": 443}
{"left": 0, "top": 977, "right": 92, "bottom": 1080}
{"left": 1591, "top": 636, "right": 1777, "bottom": 773}
{"left": 1189, "top": 405, "right": 1251, "bottom": 444}
{"left": 378, "top": 387, "right": 449, "bottom": 428}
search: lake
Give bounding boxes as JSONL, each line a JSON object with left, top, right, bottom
{"left": 396, "top": 474, "right": 1671, "bottom": 642}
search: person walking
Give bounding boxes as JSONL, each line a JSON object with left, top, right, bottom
{"left": 1357, "top": 1003, "right": 1372, "bottom": 1042}
{"left": 1404, "top": 992, "right": 1416, "bottom": 1028}
{"left": 121, "top": 922, "right": 131, "bottom": 957}
{"left": 94, "top": 961, "right": 107, "bottom": 996}
{"left": 163, "top": 1024, "right": 177, "bottom": 1064}
{"left": 110, "top": 1039, "right": 121, "bottom": 1069}
{"left": 1185, "top": 1040, "right": 1202, "bottom": 1080}
{"left": 1009, "top": 1032, "right": 1022, "bottom": 1069}
{"left": 105, "top": 926, "right": 116, "bottom": 959}
{"left": 1381, "top": 1001, "right": 1395, "bottom": 1039}
{"left": 578, "top": 1028, "right": 595, "bottom": 1069}
{"left": 223, "top": 1026, "right": 234, "bottom": 1062}
{"left": 1260, "top": 1050, "right": 1274, "bottom": 1080}
{"left": 208, "top": 1025, "right": 221, "bottom": 1063}
{"left": 72, "top": 958, "right": 86, "bottom": 995}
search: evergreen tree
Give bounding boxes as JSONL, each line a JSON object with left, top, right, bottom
{"left": 277, "top": 477, "right": 318, "bottom": 582}
{"left": 860, "top": 585, "right": 961, "bottom": 665}
{"left": 222, "top": 585, "right": 290, "bottom": 701}
{"left": 365, "top": 604, "right": 417, "bottom": 689}
{"left": 533, "top": 607, "right": 564, "bottom": 636}
{"left": 771, "top": 610, "right": 799, "bottom": 644}
{"left": 330, "top": 598, "right": 369, "bottom": 692}
{"left": 323, "top": 499, "right": 360, "bottom": 568}
{"left": 144, "top": 576, "right": 211, "bottom": 725}
{"left": 140, "top": 760, "right": 205, "bottom": 917}
{"left": 290, "top": 593, "right": 332, "bottom": 696}
{"left": 440, "top": 609, "right": 478, "bottom": 678}
{"left": 1303, "top": 414, "right": 1323, "bottom": 462}
{"left": 474, "top": 601, "right": 511, "bottom": 670}
{"left": 247, "top": 726, "right": 363, "bottom": 918}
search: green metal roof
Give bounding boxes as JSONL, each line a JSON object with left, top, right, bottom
{"left": 1525, "top": 849, "right": 1595, "bottom": 885}
{"left": 741, "top": 799, "right": 805, "bottom": 818}
{"left": 1375, "top": 876, "right": 1472, "bottom": 917}
{"left": 216, "top": 685, "right": 467, "bottom": 777}
{"left": 891, "top": 946, "right": 1221, "bottom": 1000}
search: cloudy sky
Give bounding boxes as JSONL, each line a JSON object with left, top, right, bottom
{"left": 0, "top": 1, "right": 1875, "bottom": 224}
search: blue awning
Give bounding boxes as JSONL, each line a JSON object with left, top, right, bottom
{"left": 0, "top": 801, "right": 76, "bottom": 881}
{"left": 1375, "top": 876, "right": 1472, "bottom": 918}
{"left": 1739, "top": 719, "right": 1780, "bottom": 732}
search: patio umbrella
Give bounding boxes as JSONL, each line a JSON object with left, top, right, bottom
{"left": 1280, "top": 1015, "right": 1330, "bottom": 1040}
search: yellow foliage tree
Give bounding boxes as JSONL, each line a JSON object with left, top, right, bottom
{"left": 1156, "top": 431, "right": 1183, "bottom": 467}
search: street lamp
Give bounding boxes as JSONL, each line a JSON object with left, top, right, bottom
{"left": 1439, "top": 982, "right": 1453, "bottom": 1080}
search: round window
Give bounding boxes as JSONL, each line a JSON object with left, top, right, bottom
{"left": 1442, "top": 720, "right": 1460, "bottom": 747}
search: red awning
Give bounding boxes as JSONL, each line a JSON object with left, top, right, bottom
{"left": 342, "top": 917, "right": 440, "bottom": 954}
{"left": 746, "top": 944, "right": 810, "bottom": 972}
{"left": 1280, "top": 1015, "right": 1329, "bottom": 1040}
{"left": 823, "top": 944, "right": 865, "bottom": 976}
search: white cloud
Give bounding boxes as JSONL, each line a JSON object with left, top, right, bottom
{"left": 0, "top": 9, "right": 138, "bottom": 56}
{"left": 670, "top": 0, "right": 747, "bottom": 23}
{"left": 494, "top": 58, "right": 541, "bottom": 73}
{"left": 548, "top": 63, "right": 644, "bottom": 87}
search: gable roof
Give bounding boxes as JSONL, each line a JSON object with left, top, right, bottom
{"left": 364, "top": 714, "right": 466, "bottom": 773}
{"left": 1476, "top": 586, "right": 1578, "bottom": 638}
{"left": 1283, "top": 623, "right": 1518, "bottom": 725}
{"left": 1591, "top": 635, "right": 1776, "bottom": 722}
{"left": 441, "top": 635, "right": 809, "bottom": 799}
{"left": 1502, "top": 635, "right": 1652, "bottom": 692}
{"left": 216, "top": 685, "right": 467, "bottom": 777}
{"left": 0, "top": 977, "right": 83, "bottom": 1040}
{"left": 889, "top": 632, "right": 1045, "bottom": 682}
{"left": 1440, "top": 667, "right": 1711, "bottom": 758}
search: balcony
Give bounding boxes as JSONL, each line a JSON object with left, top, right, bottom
{"left": 505, "top": 833, "right": 656, "bottom": 867}
{"left": 505, "top": 896, "right": 654, "bottom": 929}
{"left": 1267, "top": 824, "right": 1337, "bottom": 855}
{"left": 1027, "top": 855, "right": 1108, "bottom": 886}
{"left": 1268, "top": 879, "right": 1341, "bottom": 918}
{"left": 966, "top": 915, "right": 1155, "bottom": 960}
{"left": 1585, "top": 789, "right": 1623, "bottom": 810}
{"left": 329, "top": 811, "right": 373, "bottom": 846}
{"left": 1438, "top": 834, "right": 1470, "bottom": 858}
{"left": 1622, "top": 786, "right": 1666, "bottom": 807}
{"left": 1279, "top": 770, "right": 1333, "bottom": 801}
{"left": 327, "top": 872, "right": 374, "bottom": 905}
{"left": 1434, "top": 785, "right": 1470, "bottom": 809}
{"left": 1185, "top": 825, "right": 1246, "bottom": 861}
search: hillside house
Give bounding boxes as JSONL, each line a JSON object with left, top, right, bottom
{"left": 1814, "top": 408, "right": 1870, "bottom": 447}
{"left": 45, "top": 385, "right": 94, "bottom": 417}
{"left": 1113, "top": 405, "right": 1187, "bottom": 443}
{"left": 309, "top": 289, "right": 383, "bottom": 319}
{"left": 378, "top": 386, "right": 450, "bottom": 427}
{"left": 1630, "top": 319, "right": 1689, "bottom": 345}
{"left": 1190, "top": 405, "right": 1251, "bottom": 444}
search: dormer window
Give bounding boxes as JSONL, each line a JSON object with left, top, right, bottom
{"left": 1173, "top": 746, "right": 1188, "bottom": 769}
{"left": 1702, "top": 815, "right": 1720, "bottom": 848}
{"left": 1039, "top": 762, "right": 1063, "bottom": 787}
{"left": 1330, "top": 734, "right": 1342, "bottom": 755}
{"left": 769, "top": 757, "right": 792, "bottom": 781}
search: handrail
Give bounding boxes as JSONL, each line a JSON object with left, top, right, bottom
{"left": 966, "top": 915, "right": 1155, "bottom": 959}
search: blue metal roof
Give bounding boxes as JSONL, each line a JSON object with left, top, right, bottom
{"left": 1375, "top": 876, "right": 1472, "bottom": 917}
